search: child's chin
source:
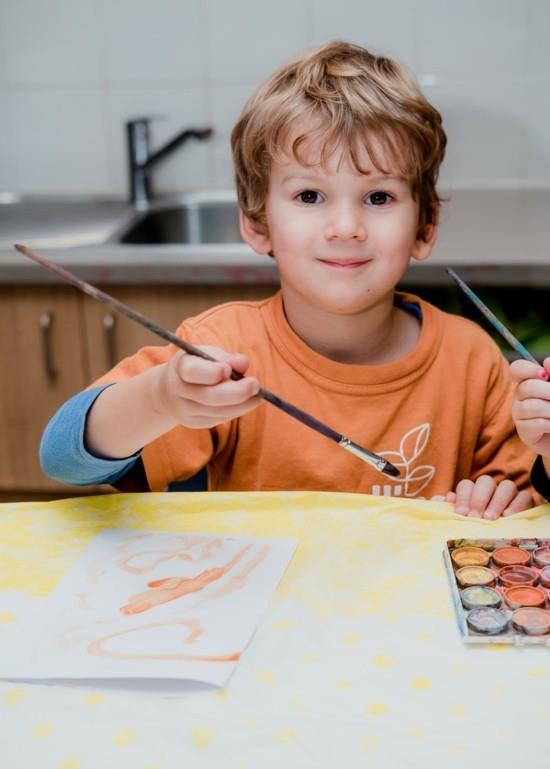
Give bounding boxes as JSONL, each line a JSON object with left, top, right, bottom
{"left": 313, "top": 292, "right": 377, "bottom": 316}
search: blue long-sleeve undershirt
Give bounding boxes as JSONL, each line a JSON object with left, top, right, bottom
{"left": 39, "top": 385, "right": 141, "bottom": 486}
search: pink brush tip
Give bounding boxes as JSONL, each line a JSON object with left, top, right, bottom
{"left": 539, "top": 369, "right": 550, "bottom": 381}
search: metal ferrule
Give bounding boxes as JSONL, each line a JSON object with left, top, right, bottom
{"left": 339, "top": 437, "right": 387, "bottom": 472}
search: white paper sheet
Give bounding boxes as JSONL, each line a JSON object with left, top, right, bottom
{"left": 1, "top": 529, "right": 297, "bottom": 688}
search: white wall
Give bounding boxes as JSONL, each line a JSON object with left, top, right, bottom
{"left": 1, "top": 0, "right": 549, "bottom": 197}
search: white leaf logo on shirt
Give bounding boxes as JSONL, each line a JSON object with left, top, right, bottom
{"left": 378, "top": 422, "right": 435, "bottom": 497}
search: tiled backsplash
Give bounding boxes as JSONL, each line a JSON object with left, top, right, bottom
{"left": 1, "top": 0, "right": 549, "bottom": 196}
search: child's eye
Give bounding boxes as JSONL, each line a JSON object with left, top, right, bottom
{"left": 297, "top": 190, "right": 323, "bottom": 204}
{"left": 366, "top": 191, "right": 393, "bottom": 206}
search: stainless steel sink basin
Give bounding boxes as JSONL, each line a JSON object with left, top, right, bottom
{"left": 0, "top": 194, "right": 131, "bottom": 249}
{"left": 0, "top": 190, "right": 244, "bottom": 249}
{"left": 1, "top": 191, "right": 273, "bottom": 285}
{"left": 114, "top": 192, "right": 242, "bottom": 245}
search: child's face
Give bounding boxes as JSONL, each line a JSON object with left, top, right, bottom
{"left": 241, "top": 134, "right": 436, "bottom": 321}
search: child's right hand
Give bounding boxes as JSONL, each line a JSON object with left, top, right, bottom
{"left": 153, "top": 346, "right": 261, "bottom": 429}
{"left": 510, "top": 356, "right": 550, "bottom": 457}
{"left": 85, "top": 345, "right": 261, "bottom": 460}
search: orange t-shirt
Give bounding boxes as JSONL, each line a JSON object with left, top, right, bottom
{"left": 93, "top": 291, "right": 535, "bottom": 499}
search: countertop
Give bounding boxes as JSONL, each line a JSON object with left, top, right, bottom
{"left": 1, "top": 188, "right": 549, "bottom": 285}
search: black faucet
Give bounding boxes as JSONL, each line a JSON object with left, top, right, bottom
{"left": 126, "top": 117, "right": 213, "bottom": 208}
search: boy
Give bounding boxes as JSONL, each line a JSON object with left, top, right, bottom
{"left": 511, "top": 356, "right": 550, "bottom": 499}
{"left": 41, "top": 41, "right": 535, "bottom": 518}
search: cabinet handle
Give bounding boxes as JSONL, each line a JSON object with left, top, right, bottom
{"left": 39, "top": 311, "right": 57, "bottom": 379}
{"left": 103, "top": 313, "right": 116, "bottom": 368}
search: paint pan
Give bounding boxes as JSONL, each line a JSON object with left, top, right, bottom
{"left": 466, "top": 607, "right": 509, "bottom": 635}
{"left": 444, "top": 538, "right": 550, "bottom": 645}
{"left": 503, "top": 585, "right": 546, "bottom": 609}
{"left": 511, "top": 607, "right": 550, "bottom": 636}
{"left": 492, "top": 546, "right": 530, "bottom": 567}
{"left": 460, "top": 585, "right": 501, "bottom": 610}
{"left": 540, "top": 566, "right": 550, "bottom": 589}
{"left": 451, "top": 546, "right": 490, "bottom": 567}
{"left": 455, "top": 565, "right": 495, "bottom": 588}
{"left": 533, "top": 547, "right": 550, "bottom": 569}
{"left": 498, "top": 565, "right": 538, "bottom": 588}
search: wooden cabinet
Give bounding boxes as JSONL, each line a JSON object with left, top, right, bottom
{"left": 0, "top": 283, "right": 275, "bottom": 500}
{"left": 0, "top": 286, "right": 89, "bottom": 495}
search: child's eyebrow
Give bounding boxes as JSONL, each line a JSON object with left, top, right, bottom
{"left": 280, "top": 172, "right": 322, "bottom": 184}
{"left": 366, "top": 174, "right": 407, "bottom": 184}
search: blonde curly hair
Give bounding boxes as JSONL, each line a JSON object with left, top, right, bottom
{"left": 231, "top": 40, "right": 446, "bottom": 240}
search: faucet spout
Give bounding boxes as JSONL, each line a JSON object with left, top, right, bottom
{"left": 126, "top": 118, "right": 213, "bottom": 208}
{"left": 144, "top": 127, "right": 213, "bottom": 170}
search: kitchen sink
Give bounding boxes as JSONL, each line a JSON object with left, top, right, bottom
{"left": 114, "top": 192, "right": 242, "bottom": 245}
{"left": 0, "top": 194, "right": 131, "bottom": 249}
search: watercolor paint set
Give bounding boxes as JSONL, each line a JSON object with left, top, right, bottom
{"left": 444, "top": 538, "right": 550, "bottom": 645}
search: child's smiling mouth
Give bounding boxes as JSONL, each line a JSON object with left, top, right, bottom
{"left": 317, "top": 258, "right": 371, "bottom": 270}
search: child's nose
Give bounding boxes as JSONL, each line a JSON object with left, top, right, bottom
{"left": 325, "top": 204, "right": 367, "bottom": 241}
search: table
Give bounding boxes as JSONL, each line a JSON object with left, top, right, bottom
{"left": 1, "top": 491, "right": 549, "bottom": 769}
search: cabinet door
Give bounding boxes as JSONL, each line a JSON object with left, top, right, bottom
{"left": 83, "top": 285, "right": 276, "bottom": 381}
{"left": 0, "top": 286, "right": 89, "bottom": 491}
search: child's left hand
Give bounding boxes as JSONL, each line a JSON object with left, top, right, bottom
{"left": 445, "top": 476, "right": 533, "bottom": 519}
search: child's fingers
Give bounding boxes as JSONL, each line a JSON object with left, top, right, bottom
{"left": 179, "top": 397, "right": 262, "bottom": 428}
{"left": 483, "top": 480, "right": 521, "bottom": 520}
{"left": 176, "top": 346, "right": 251, "bottom": 385}
{"left": 156, "top": 347, "right": 261, "bottom": 428}
{"left": 513, "top": 398, "right": 550, "bottom": 427}
{"left": 512, "top": 406, "right": 550, "bottom": 439}
{"left": 452, "top": 477, "right": 531, "bottom": 519}
{"left": 515, "top": 380, "right": 550, "bottom": 405}
{"left": 464, "top": 475, "right": 497, "bottom": 517}
{"left": 177, "top": 376, "right": 260, "bottom": 408}
{"left": 509, "top": 358, "right": 547, "bottom": 384}
{"left": 453, "top": 478, "right": 475, "bottom": 516}
{"left": 502, "top": 490, "right": 534, "bottom": 517}
{"left": 512, "top": 416, "right": 550, "bottom": 457}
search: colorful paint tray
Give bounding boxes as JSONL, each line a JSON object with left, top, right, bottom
{"left": 444, "top": 538, "right": 550, "bottom": 645}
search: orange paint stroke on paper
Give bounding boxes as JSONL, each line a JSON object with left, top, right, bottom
{"left": 120, "top": 546, "right": 252, "bottom": 615}
{"left": 206, "top": 545, "right": 270, "bottom": 600}
{"left": 119, "top": 548, "right": 193, "bottom": 573}
{"left": 117, "top": 537, "right": 224, "bottom": 574}
{"left": 197, "top": 538, "right": 225, "bottom": 560}
{"left": 88, "top": 618, "right": 240, "bottom": 662}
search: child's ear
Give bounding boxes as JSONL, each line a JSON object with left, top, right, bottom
{"left": 411, "top": 220, "right": 438, "bottom": 262}
{"left": 239, "top": 211, "right": 272, "bottom": 254}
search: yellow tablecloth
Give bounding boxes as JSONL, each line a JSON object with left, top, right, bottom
{"left": 1, "top": 491, "right": 549, "bottom": 769}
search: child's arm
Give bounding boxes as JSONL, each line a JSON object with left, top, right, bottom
{"left": 510, "top": 356, "right": 550, "bottom": 489}
{"left": 85, "top": 346, "right": 261, "bottom": 460}
{"left": 40, "top": 386, "right": 143, "bottom": 486}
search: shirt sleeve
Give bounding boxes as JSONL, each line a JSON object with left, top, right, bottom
{"left": 39, "top": 385, "right": 141, "bottom": 486}
{"left": 531, "top": 456, "right": 550, "bottom": 500}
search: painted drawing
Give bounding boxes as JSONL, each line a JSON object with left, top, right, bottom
{"left": 119, "top": 544, "right": 253, "bottom": 615}
{"left": 2, "top": 530, "right": 297, "bottom": 687}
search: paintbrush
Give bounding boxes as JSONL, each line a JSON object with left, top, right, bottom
{"left": 15, "top": 243, "right": 399, "bottom": 478}
{"left": 447, "top": 267, "right": 548, "bottom": 376}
